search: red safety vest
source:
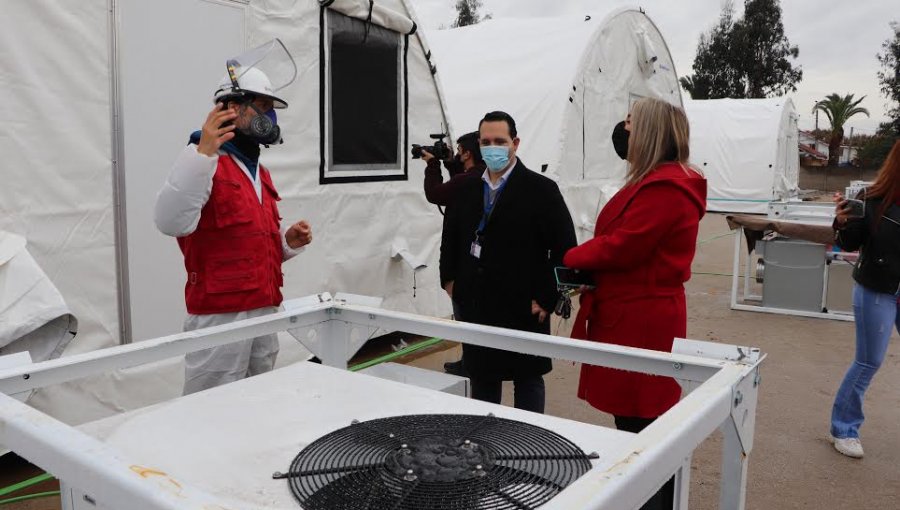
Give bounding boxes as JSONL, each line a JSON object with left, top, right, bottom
{"left": 177, "top": 155, "right": 284, "bottom": 314}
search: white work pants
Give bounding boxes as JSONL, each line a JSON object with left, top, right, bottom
{"left": 182, "top": 306, "right": 279, "bottom": 395}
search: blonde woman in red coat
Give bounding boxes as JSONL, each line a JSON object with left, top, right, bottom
{"left": 563, "top": 98, "right": 706, "bottom": 510}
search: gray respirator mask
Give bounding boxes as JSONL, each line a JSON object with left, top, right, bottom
{"left": 244, "top": 101, "right": 282, "bottom": 146}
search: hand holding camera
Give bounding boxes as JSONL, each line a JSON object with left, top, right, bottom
{"left": 411, "top": 133, "right": 451, "bottom": 161}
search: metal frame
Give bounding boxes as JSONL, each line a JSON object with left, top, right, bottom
{"left": 0, "top": 293, "right": 764, "bottom": 510}
{"left": 108, "top": 0, "right": 131, "bottom": 344}
{"left": 730, "top": 226, "right": 854, "bottom": 322}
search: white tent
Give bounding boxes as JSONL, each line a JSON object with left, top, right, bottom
{"left": 426, "top": 10, "right": 683, "bottom": 240}
{"left": 0, "top": 0, "right": 451, "bottom": 424}
{"left": 684, "top": 98, "right": 800, "bottom": 214}
{"left": 0, "top": 231, "right": 76, "bottom": 365}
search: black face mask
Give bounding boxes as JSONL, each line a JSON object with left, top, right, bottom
{"left": 230, "top": 131, "right": 261, "bottom": 162}
{"left": 611, "top": 121, "right": 629, "bottom": 160}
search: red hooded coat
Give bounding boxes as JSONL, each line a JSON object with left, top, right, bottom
{"left": 563, "top": 162, "right": 707, "bottom": 418}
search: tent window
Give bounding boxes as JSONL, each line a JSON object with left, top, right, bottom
{"left": 321, "top": 10, "right": 408, "bottom": 184}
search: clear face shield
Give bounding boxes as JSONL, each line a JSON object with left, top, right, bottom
{"left": 222, "top": 39, "right": 298, "bottom": 146}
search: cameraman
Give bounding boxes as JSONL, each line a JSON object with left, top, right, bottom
{"left": 422, "top": 131, "right": 484, "bottom": 377}
{"left": 422, "top": 131, "right": 485, "bottom": 206}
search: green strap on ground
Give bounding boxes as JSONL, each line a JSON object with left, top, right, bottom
{"left": 0, "top": 470, "right": 57, "bottom": 506}
{"left": 0, "top": 473, "right": 53, "bottom": 498}
{"left": 349, "top": 337, "right": 444, "bottom": 372}
{"left": 0, "top": 490, "right": 61, "bottom": 506}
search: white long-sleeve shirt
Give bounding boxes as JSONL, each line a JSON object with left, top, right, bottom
{"left": 154, "top": 144, "right": 303, "bottom": 261}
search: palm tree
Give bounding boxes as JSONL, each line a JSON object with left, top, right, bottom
{"left": 812, "top": 93, "right": 870, "bottom": 166}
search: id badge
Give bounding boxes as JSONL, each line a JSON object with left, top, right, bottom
{"left": 470, "top": 242, "right": 482, "bottom": 259}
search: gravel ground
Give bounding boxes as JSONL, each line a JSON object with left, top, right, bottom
{"left": 3, "top": 212, "right": 898, "bottom": 510}
{"left": 407, "top": 212, "right": 900, "bottom": 510}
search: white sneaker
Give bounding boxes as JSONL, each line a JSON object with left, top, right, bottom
{"left": 829, "top": 435, "right": 864, "bottom": 458}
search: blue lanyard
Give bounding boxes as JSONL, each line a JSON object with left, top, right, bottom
{"left": 477, "top": 177, "right": 509, "bottom": 234}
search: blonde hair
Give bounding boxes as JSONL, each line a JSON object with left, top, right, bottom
{"left": 626, "top": 98, "right": 697, "bottom": 186}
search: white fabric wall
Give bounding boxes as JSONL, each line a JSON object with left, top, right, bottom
{"left": 428, "top": 17, "right": 598, "bottom": 175}
{"left": 0, "top": 1, "right": 135, "bottom": 423}
{"left": 559, "top": 10, "right": 683, "bottom": 239}
{"left": 0, "top": 0, "right": 116, "bottom": 359}
{"left": 122, "top": 0, "right": 248, "bottom": 343}
{"left": 0, "top": 232, "right": 71, "bottom": 355}
{"left": 778, "top": 99, "right": 800, "bottom": 198}
{"left": 2, "top": 0, "right": 451, "bottom": 426}
{"left": 253, "top": 0, "right": 451, "bottom": 320}
{"left": 427, "top": 9, "right": 682, "bottom": 242}
{"left": 685, "top": 98, "right": 799, "bottom": 214}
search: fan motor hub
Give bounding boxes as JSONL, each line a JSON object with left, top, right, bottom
{"left": 388, "top": 437, "right": 494, "bottom": 482}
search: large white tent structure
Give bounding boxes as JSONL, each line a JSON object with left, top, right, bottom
{"left": 684, "top": 98, "right": 800, "bottom": 214}
{"left": 427, "top": 10, "right": 683, "bottom": 240}
{"left": 0, "top": 0, "right": 453, "bottom": 424}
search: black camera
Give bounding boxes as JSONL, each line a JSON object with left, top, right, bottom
{"left": 411, "top": 133, "right": 451, "bottom": 160}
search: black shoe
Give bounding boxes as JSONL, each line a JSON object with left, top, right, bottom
{"left": 444, "top": 359, "right": 467, "bottom": 377}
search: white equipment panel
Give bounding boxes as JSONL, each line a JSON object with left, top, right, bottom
{"left": 1, "top": 296, "right": 763, "bottom": 510}
{"left": 65, "top": 362, "right": 628, "bottom": 509}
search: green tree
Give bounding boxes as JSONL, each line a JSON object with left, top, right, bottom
{"left": 858, "top": 130, "right": 896, "bottom": 168}
{"left": 877, "top": 22, "right": 900, "bottom": 135}
{"left": 680, "top": 2, "right": 744, "bottom": 99}
{"left": 732, "top": 0, "right": 802, "bottom": 97}
{"left": 680, "top": 0, "right": 802, "bottom": 99}
{"left": 812, "top": 94, "right": 870, "bottom": 167}
{"left": 452, "top": 0, "right": 489, "bottom": 28}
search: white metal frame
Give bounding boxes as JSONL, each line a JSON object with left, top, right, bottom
{"left": 729, "top": 226, "right": 854, "bottom": 322}
{"left": 1, "top": 293, "right": 764, "bottom": 510}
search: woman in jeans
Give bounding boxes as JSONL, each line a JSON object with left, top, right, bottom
{"left": 830, "top": 140, "right": 900, "bottom": 458}
{"left": 564, "top": 98, "right": 706, "bottom": 509}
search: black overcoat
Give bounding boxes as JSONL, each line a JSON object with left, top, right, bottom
{"left": 439, "top": 159, "right": 577, "bottom": 379}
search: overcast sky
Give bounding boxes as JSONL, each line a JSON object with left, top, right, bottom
{"left": 408, "top": 0, "right": 897, "bottom": 135}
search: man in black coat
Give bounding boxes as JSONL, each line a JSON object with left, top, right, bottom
{"left": 439, "top": 111, "right": 577, "bottom": 413}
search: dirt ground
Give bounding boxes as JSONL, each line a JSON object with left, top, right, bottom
{"left": 3, "top": 213, "right": 899, "bottom": 509}
{"left": 406, "top": 212, "right": 900, "bottom": 509}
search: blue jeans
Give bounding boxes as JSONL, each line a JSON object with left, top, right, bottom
{"left": 831, "top": 284, "right": 900, "bottom": 439}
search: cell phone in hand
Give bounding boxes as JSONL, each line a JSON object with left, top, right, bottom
{"left": 554, "top": 266, "right": 595, "bottom": 290}
{"left": 844, "top": 199, "right": 865, "bottom": 219}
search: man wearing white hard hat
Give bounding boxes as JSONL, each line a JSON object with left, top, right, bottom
{"left": 154, "top": 40, "right": 311, "bottom": 394}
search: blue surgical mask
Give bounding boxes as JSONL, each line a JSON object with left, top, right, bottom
{"left": 480, "top": 146, "right": 510, "bottom": 173}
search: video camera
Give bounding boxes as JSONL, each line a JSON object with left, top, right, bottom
{"left": 411, "top": 133, "right": 451, "bottom": 160}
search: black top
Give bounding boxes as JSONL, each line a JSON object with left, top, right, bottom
{"left": 835, "top": 195, "right": 900, "bottom": 295}
{"left": 423, "top": 158, "right": 484, "bottom": 206}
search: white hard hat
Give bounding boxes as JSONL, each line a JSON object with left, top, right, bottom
{"left": 214, "top": 66, "right": 288, "bottom": 109}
